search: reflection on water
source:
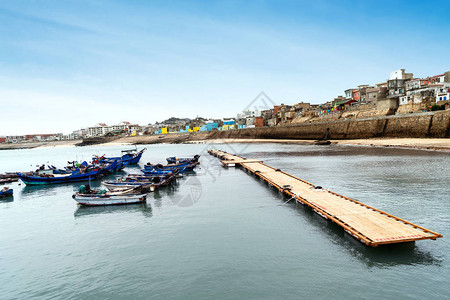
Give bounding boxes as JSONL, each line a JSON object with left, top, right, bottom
{"left": 74, "top": 202, "right": 152, "bottom": 218}
{"left": 150, "top": 182, "right": 180, "bottom": 208}
{"left": 0, "top": 196, "right": 14, "bottom": 203}
{"left": 285, "top": 200, "right": 441, "bottom": 268}
{"left": 246, "top": 167, "right": 442, "bottom": 268}
{"left": 20, "top": 184, "right": 66, "bottom": 198}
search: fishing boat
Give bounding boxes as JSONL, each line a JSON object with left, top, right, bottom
{"left": 102, "top": 181, "right": 157, "bottom": 192}
{"left": 166, "top": 155, "right": 200, "bottom": 164}
{"left": 72, "top": 185, "right": 147, "bottom": 206}
{"left": 63, "top": 160, "right": 123, "bottom": 175}
{"left": 94, "top": 148, "right": 146, "bottom": 166}
{"left": 102, "top": 174, "right": 176, "bottom": 191}
{"left": 0, "top": 187, "right": 13, "bottom": 197}
{"left": 127, "top": 173, "right": 183, "bottom": 180}
{"left": 17, "top": 167, "right": 103, "bottom": 185}
{"left": 51, "top": 168, "right": 73, "bottom": 175}
{"left": 47, "top": 161, "right": 92, "bottom": 174}
{"left": 141, "top": 167, "right": 187, "bottom": 176}
{"left": 143, "top": 161, "right": 198, "bottom": 172}
{"left": 98, "top": 160, "right": 124, "bottom": 175}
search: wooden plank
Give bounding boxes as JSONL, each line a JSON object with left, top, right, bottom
{"left": 209, "top": 150, "right": 443, "bottom": 247}
{"left": 221, "top": 159, "right": 263, "bottom": 165}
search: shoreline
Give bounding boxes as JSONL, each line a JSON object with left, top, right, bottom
{"left": 0, "top": 136, "right": 449, "bottom": 152}
{"left": 195, "top": 138, "right": 450, "bottom": 152}
{"left": 0, "top": 140, "right": 82, "bottom": 150}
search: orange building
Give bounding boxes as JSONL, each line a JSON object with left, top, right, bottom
{"left": 273, "top": 106, "right": 281, "bottom": 115}
{"left": 352, "top": 90, "right": 361, "bottom": 101}
{"left": 254, "top": 117, "right": 264, "bottom": 127}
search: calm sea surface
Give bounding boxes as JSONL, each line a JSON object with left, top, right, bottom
{"left": 0, "top": 143, "right": 449, "bottom": 299}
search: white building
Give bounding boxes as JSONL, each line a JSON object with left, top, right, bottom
{"left": 86, "top": 122, "right": 142, "bottom": 137}
{"left": 399, "top": 95, "right": 412, "bottom": 106}
{"left": 111, "top": 121, "right": 131, "bottom": 133}
{"left": 5, "top": 135, "right": 26, "bottom": 143}
{"left": 129, "top": 124, "right": 142, "bottom": 133}
{"left": 69, "top": 128, "right": 88, "bottom": 140}
{"left": 389, "top": 69, "right": 414, "bottom": 80}
{"left": 433, "top": 84, "right": 450, "bottom": 103}
{"left": 88, "top": 123, "right": 112, "bottom": 137}
{"left": 237, "top": 109, "right": 261, "bottom": 120}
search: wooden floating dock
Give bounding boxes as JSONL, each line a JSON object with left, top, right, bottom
{"left": 208, "top": 149, "right": 443, "bottom": 247}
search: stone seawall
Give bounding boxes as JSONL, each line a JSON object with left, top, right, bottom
{"left": 207, "top": 110, "right": 450, "bottom": 140}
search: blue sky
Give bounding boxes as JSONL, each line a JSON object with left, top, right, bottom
{"left": 0, "top": 0, "right": 449, "bottom": 135}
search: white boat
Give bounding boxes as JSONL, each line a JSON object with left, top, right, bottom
{"left": 102, "top": 181, "right": 156, "bottom": 192}
{"left": 72, "top": 185, "right": 147, "bottom": 206}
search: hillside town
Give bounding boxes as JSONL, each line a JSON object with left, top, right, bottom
{"left": 2, "top": 69, "right": 449, "bottom": 143}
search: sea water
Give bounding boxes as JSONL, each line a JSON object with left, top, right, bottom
{"left": 0, "top": 143, "right": 449, "bottom": 299}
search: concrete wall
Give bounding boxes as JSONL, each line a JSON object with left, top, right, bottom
{"left": 429, "top": 110, "right": 450, "bottom": 138}
{"left": 377, "top": 98, "right": 398, "bottom": 110}
{"left": 207, "top": 110, "right": 450, "bottom": 140}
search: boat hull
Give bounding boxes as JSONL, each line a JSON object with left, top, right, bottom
{"left": 143, "top": 161, "right": 195, "bottom": 171}
{"left": 0, "top": 189, "right": 13, "bottom": 197}
{"left": 103, "top": 182, "right": 156, "bottom": 192}
{"left": 17, "top": 172, "right": 101, "bottom": 185}
{"left": 166, "top": 155, "right": 200, "bottom": 164}
{"left": 73, "top": 194, "right": 146, "bottom": 206}
{"left": 99, "top": 149, "right": 145, "bottom": 166}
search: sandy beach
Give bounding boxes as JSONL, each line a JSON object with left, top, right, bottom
{"left": 94, "top": 135, "right": 450, "bottom": 152}
{"left": 332, "top": 138, "right": 450, "bottom": 151}
{"left": 0, "top": 140, "right": 82, "bottom": 150}
{"left": 192, "top": 137, "right": 450, "bottom": 151}
{"left": 1, "top": 135, "right": 449, "bottom": 152}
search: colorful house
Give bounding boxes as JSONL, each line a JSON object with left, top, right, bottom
{"left": 352, "top": 90, "right": 361, "bottom": 101}
{"left": 206, "top": 122, "right": 219, "bottom": 131}
{"left": 255, "top": 117, "right": 264, "bottom": 127}
{"left": 223, "top": 119, "right": 235, "bottom": 126}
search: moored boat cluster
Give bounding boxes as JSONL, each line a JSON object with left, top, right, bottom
{"left": 1, "top": 148, "right": 200, "bottom": 206}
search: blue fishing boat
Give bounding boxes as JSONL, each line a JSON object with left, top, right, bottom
{"left": 48, "top": 160, "right": 120, "bottom": 175}
{"left": 0, "top": 187, "right": 13, "bottom": 197}
{"left": 125, "top": 172, "right": 178, "bottom": 181}
{"left": 94, "top": 148, "right": 146, "bottom": 166}
{"left": 141, "top": 168, "right": 184, "bottom": 176}
{"left": 17, "top": 168, "right": 103, "bottom": 185}
{"left": 166, "top": 155, "right": 200, "bottom": 164}
{"left": 47, "top": 165, "right": 73, "bottom": 175}
{"left": 102, "top": 174, "right": 175, "bottom": 191}
{"left": 99, "top": 160, "right": 124, "bottom": 175}
{"left": 143, "top": 161, "right": 197, "bottom": 171}
{"left": 62, "top": 160, "right": 123, "bottom": 175}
